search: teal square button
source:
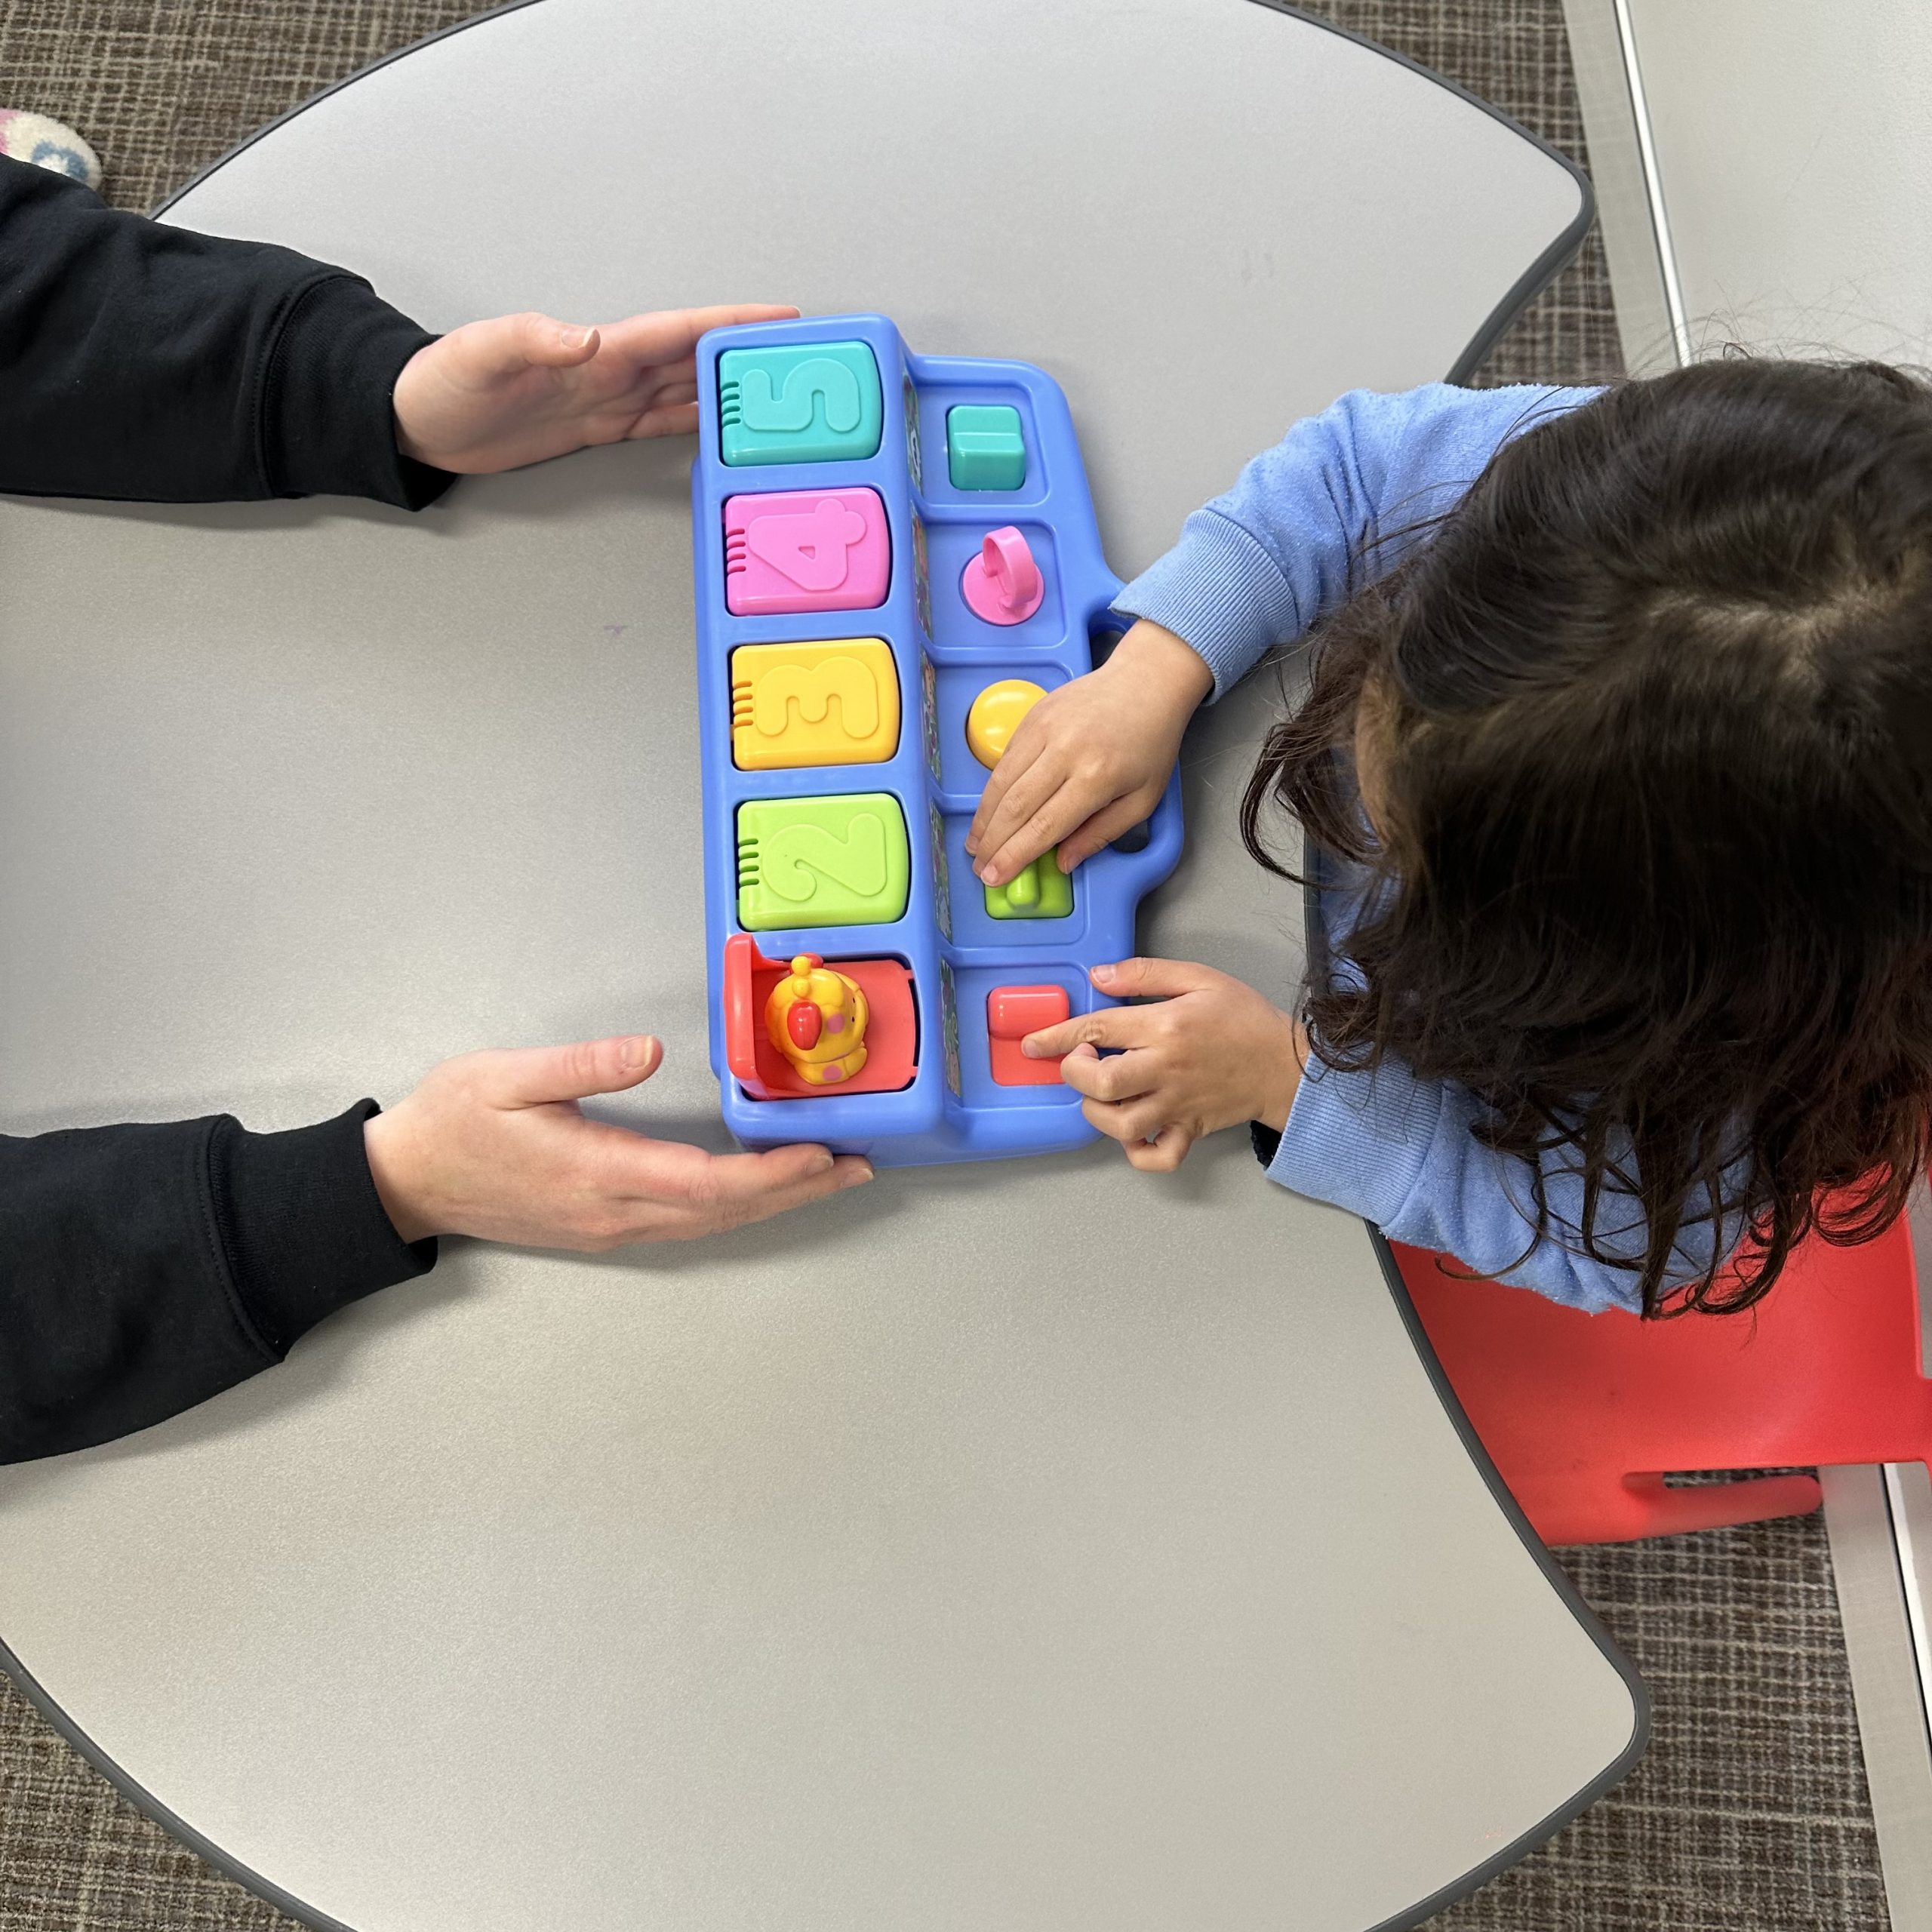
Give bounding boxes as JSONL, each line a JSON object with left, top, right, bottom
{"left": 719, "top": 342, "right": 883, "bottom": 466}
{"left": 946, "top": 404, "right": 1026, "bottom": 491}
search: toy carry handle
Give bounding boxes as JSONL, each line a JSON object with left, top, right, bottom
{"left": 1074, "top": 592, "right": 1185, "bottom": 903}
{"left": 1083, "top": 764, "right": 1185, "bottom": 900}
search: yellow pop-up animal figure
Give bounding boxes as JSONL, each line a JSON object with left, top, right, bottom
{"left": 765, "top": 952, "right": 870, "bottom": 1086}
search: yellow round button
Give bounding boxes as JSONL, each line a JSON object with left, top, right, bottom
{"left": 966, "top": 678, "right": 1047, "bottom": 769}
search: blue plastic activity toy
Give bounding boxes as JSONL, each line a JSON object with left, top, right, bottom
{"left": 691, "top": 312, "right": 1183, "bottom": 1165}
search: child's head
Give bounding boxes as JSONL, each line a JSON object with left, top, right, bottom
{"left": 1246, "top": 358, "right": 1932, "bottom": 1315}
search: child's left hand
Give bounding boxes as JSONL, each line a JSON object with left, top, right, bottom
{"left": 392, "top": 302, "right": 798, "bottom": 473}
{"left": 1020, "top": 958, "right": 1306, "bottom": 1172}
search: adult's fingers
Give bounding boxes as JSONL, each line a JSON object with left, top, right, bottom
{"left": 483, "top": 1034, "right": 663, "bottom": 1107}
{"left": 625, "top": 400, "right": 703, "bottom": 441}
{"left": 511, "top": 312, "right": 601, "bottom": 368}
{"left": 635, "top": 1143, "right": 872, "bottom": 1238}
{"left": 599, "top": 303, "right": 801, "bottom": 365}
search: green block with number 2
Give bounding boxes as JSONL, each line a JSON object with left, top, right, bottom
{"left": 735, "top": 793, "right": 910, "bottom": 929}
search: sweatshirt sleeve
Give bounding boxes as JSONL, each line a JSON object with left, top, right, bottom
{"left": 0, "top": 1105, "right": 435, "bottom": 1463}
{"left": 1257, "top": 1057, "right": 1746, "bottom": 1314}
{"left": 0, "top": 153, "right": 452, "bottom": 506}
{"left": 1112, "top": 382, "right": 1601, "bottom": 698}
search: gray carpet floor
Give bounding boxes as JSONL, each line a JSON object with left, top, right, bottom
{"left": 0, "top": 2, "right": 1890, "bottom": 1927}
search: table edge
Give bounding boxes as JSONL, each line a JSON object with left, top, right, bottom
{"left": 1360, "top": 1226, "right": 1651, "bottom": 1929}
{"left": 0, "top": 1221, "right": 1651, "bottom": 1932}
{"left": 1297, "top": 857, "right": 1649, "bottom": 1929}
{"left": 150, "top": 0, "right": 1599, "bottom": 386}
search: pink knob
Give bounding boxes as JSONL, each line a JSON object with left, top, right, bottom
{"left": 960, "top": 525, "right": 1045, "bottom": 626}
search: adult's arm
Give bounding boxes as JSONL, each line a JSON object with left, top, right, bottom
{"left": 0, "top": 158, "right": 448, "bottom": 1460}
{"left": 0, "top": 1106, "right": 433, "bottom": 1463}
{"left": 0, "top": 153, "right": 450, "bottom": 505}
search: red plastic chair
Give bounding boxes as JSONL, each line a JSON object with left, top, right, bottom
{"left": 1393, "top": 1214, "right": 1932, "bottom": 1543}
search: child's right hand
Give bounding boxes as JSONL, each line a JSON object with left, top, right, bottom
{"left": 965, "top": 619, "right": 1214, "bottom": 888}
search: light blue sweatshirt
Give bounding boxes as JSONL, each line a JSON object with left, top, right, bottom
{"left": 1114, "top": 381, "right": 1726, "bottom": 1315}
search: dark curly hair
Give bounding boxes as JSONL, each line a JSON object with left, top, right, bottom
{"left": 1241, "top": 358, "right": 1932, "bottom": 1316}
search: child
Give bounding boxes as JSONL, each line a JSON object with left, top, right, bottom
{"left": 968, "top": 361, "right": 1932, "bottom": 1318}
{"left": 0, "top": 152, "right": 869, "bottom": 1463}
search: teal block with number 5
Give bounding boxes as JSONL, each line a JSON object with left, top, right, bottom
{"left": 719, "top": 341, "right": 883, "bottom": 466}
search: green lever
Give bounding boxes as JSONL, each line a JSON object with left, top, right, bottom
{"left": 984, "top": 848, "right": 1074, "bottom": 921}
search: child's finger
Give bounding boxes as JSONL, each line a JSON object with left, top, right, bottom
{"left": 1081, "top": 1090, "right": 1174, "bottom": 1143}
{"left": 1080, "top": 1095, "right": 1149, "bottom": 1146}
{"left": 1055, "top": 1042, "right": 1160, "bottom": 1104}
{"left": 1021, "top": 1006, "right": 1161, "bottom": 1060}
{"left": 976, "top": 778, "right": 1103, "bottom": 887}
{"left": 964, "top": 737, "right": 1051, "bottom": 860}
{"left": 962, "top": 752, "right": 1019, "bottom": 850}
{"left": 1080, "top": 1093, "right": 1178, "bottom": 1149}
{"left": 1124, "top": 1125, "right": 1195, "bottom": 1173}
{"left": 1091, "top": 956, "right": 1224, "bottom": 1000}
{"left": 963, "top": 761, "right": 1013, "bottom": 854}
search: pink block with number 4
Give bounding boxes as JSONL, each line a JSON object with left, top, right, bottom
{"left": 723, "top": 488, "right": 891, "bottom": 616}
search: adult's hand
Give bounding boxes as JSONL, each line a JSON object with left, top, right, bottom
{"left": 392, "top": 302, "right": 799, "bottom": 473}
{"left": 362, "top": 1033, "right": 871, "bottom": 1248}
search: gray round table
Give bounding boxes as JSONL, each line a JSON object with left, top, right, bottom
{"left": 0, "top": 5, "right": 1640, "bottom": 1930}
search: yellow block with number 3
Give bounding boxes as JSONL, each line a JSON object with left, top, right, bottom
{"left": 730, "top": 638, "right": 900, "bottom": 771}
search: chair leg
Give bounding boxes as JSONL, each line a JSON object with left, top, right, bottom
{"left": 1598, "top": 1472, "right": 1824, "bottom": 1542}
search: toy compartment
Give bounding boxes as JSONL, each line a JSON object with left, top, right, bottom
{"left": 922, "top": 659, "right": 1072, "bottom": 803}
{"left": 905, "top": 359, "right": 1051, "bottom": 513}
{"left": 946, "top": 963, "right": 1093, "bottom": 1115}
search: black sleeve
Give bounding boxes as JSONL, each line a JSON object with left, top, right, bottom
{"left": 0, "top": 153, "right": 453, "bottom": 506}
{"left": 0, "top": 1105, "right": 435, "bottom": 1463}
